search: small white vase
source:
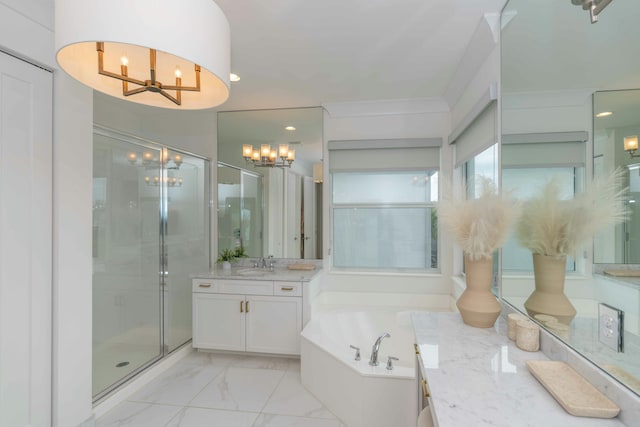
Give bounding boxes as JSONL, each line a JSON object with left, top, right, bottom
{"left": 221, "top": 261, "right": 231, "bottom": 270}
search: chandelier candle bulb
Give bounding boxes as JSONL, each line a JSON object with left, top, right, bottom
{"left": 243, "top": 145, "right": 253, "bottom": 158}
{"left": 279, "top": 144, "right": 289, "bottom": 158}
{"left": 127, "top": 152, "right": 137, "bottom": 163}
{"left": 288, "top": 149, "right": 295, "bottom": 161}
{"left": 261, "top": 144, "right": 271, "bottom": 158}
{"left": 624, "top": 135, "right": 638, "bottom": 152}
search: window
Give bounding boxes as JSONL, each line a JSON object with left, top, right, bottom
{"left": 502, "top": 167, "right": 584, "bottom": 272}
{"left": 331, "top": 170, "right": 438, "bottom": 270}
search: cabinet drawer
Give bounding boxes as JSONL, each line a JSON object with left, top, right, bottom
{"left": 217, "top": 279, "right": 274, "bottom": 295}
{"left": 274, "top": 281, "right": 302, "bottom": 297}
{"left": 193, "top": 279, "right": 218, "bottom": 293}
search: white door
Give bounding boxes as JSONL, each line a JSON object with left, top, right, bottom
{"left": 192, "top": 293, "right": 246, "bottom": 351}
{"left": 245, "top": 295, "right": 302, "bottom": 355}
{"left": 302, "top": 176, "right": 316, "bottom": 259}
{"left": 285, "top": 171, "right": 301, "bottom": 258}
{"left": 0, "top": 52, "right": 53, "bottom": 427}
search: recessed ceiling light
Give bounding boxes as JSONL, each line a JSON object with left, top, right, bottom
{"left": 285, "top": 126, "right": 296, "bottom": 131}
{"left": 595, "top": 111, "right": 613, "bottom": 117}
{"left": 230, "top": 73, "right": 240, "bottom": 82}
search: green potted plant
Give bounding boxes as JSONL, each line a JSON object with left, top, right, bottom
{"left": 217, "top": 246, "right": 249, "bottom": 270}
{"left": 516, "top": 169, "right": 627, "bottom": 324}
{"left": 437, "top": 176, "right": 521, "bottom": 328}
{"left": 217, "top": 248, "right": 237, "bottom": 270}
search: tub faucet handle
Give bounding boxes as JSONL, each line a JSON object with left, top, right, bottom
{"left": 386, "top": 356, "right": 399, "bottom": 371}
{"left": 349, "top": 345, "right": 361, "bottom": 361}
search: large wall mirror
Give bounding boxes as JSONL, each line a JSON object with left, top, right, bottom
{"left": 501, "top": 0, "right": 640, "bottom": 395}
{"left": 593, "top": 89, "right": 640, "bottom": 264}
{"left": 217, "top": 107, "right": 323, "bottom": 259}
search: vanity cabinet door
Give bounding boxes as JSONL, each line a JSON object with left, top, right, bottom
{"left": 193, "top": 293, "right": 246, "bottom": 351}
{"left": 245, "top": 295, "right": 302, "bottom": 355}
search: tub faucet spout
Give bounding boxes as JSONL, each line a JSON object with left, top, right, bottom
{"left": 369, "top": 332, "right": 390, "bottom": 366}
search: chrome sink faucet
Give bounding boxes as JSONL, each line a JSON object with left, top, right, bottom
{"left": 254, "top": 256, "right": 274, "bottom": 269}
{"left": 369, "top": 332, "right": 390, "bottom": 366}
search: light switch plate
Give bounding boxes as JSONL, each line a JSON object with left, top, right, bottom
{"left": 598, "top": 303, "right": 624, "bottom": 352}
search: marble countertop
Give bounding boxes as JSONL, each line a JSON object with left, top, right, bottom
{"left": 191, "top": 266, "right": 322, "bottom": 282}
{"left": 412, "top": 312, "right": 627, "bottom": 427}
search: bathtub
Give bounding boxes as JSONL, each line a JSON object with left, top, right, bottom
{"left": 301, "top": 309, "right": 419, "bottom": 427}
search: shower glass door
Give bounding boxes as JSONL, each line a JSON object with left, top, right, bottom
{"left": 92, "top": 130, "right": 163, "bottom": 398}
{"left": 92, "top": 128, "right": 211, "bottom": 399}
{"left": 164, "top": 149, "right": 210, "bottom": 352}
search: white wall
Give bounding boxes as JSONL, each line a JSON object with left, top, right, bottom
{"left": 53, "top": 71, "right": 94, "bottom": 427}
{"left": 1, "top": 1, "right": 95, "bottom": 426}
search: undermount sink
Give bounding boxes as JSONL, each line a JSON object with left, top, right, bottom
{"left": 235, "top": 268, "right": 272, "bottom": 277}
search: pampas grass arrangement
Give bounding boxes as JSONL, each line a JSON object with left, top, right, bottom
{"left": 437, "top": 176, "right": 522, "bottom": 261}
{"left": 516, "top": 168, "right": 628, "bottom": 258}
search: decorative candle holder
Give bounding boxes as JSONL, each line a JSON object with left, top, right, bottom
{"left": 507, "top": 313, "right": 528, "bottom": 341}
{"left": 516, "top": 319, "right": 540, "bottom": 352}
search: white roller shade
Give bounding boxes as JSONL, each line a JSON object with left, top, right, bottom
{"left": 452, "top": 102, "right": 496, "bottom": 167}
{"left": 502, "top": 132, "right": 587, "bottom": 168}
{"left": 328, "top": 138, "right": 441, "bottom": 171}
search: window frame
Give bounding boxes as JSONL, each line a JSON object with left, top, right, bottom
{"left": 329, "top": 169, "right": 439, "bottom": 272}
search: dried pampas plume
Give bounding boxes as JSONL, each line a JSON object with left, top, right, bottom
{"left": 516, "top": 168, "right": 629, "bottom": 258}
{"left": 437, "top": 177, "right": 522, "bottom": 261}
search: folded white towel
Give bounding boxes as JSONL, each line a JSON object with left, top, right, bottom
{"left": 417, "top": 405, "right": 434, "bottom": 427}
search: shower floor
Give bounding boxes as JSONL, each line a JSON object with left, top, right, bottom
{"left": 93, "top": 325, "right": 163, "bottom": 397}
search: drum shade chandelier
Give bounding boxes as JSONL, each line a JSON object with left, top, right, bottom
{"left": 54, "top": 0, "right": 230, "bottom": 109}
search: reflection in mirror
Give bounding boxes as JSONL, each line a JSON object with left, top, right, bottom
{"left": 217, "top": 164, "right": 263, "bottom": 258}
{"left": 502, "top": 0, "right": 640, "bottom": 395}
{"left": 502, "top": 133, "right": 586, "bottom": 274}
{"left": 217, "top": 107, "right": 323, "bottom": 259}
{"left": 461, "top": 144, "right": 499, "bottom": 292}
{"left": 594, "top": 89, "right": 640, "bottom": 264}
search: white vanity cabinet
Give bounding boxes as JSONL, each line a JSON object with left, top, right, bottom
{"left": 192, "top": 278, "right": 304, "bottom": 355}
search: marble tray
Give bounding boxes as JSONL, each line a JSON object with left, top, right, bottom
{"left": 527, "top": 360, "right": 620, "bottom": 418}
{"left": 287, "top": 264, "right": 316, "bottom": 270}
{"left": 603, "top": 269, "right": 640, "bottom": 277}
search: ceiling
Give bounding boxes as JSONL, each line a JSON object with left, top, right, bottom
{"left": 213, "top": 0, "right": 506, "bottom": 112}
{"left": 502, "top": 0, "right": 640, "bottom": 94}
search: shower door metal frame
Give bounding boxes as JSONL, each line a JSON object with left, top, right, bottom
{"left": 92, "top": 125, "right": 211, "bottom": 403}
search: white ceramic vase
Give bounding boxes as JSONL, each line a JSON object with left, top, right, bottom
{"left": 456, "top": 254, "right": 501, "bottom": 328}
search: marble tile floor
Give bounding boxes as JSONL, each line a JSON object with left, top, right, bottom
{"left": 96, "top": 351, "right": 346, "bottom": 427}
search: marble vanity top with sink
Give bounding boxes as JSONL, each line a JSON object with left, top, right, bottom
{"left": 412, "top": 312, "right": 627, "bottom": 427}
{"left": 191, "top": 264, "right": 322, "bottom": 282}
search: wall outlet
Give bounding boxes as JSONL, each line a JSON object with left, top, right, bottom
{"left": 598, "top": 303, "right": 624, "bottom": 352}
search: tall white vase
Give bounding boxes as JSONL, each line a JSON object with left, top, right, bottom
{"left": 456, "top": 254, "right": 501, "bottom": 328}
{"left": 525, "top": 253, "right": 576, "bottom": 325}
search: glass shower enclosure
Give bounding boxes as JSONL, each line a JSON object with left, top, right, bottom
{"left": 92, "top": 126, "right": 210, "bottom": 400}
